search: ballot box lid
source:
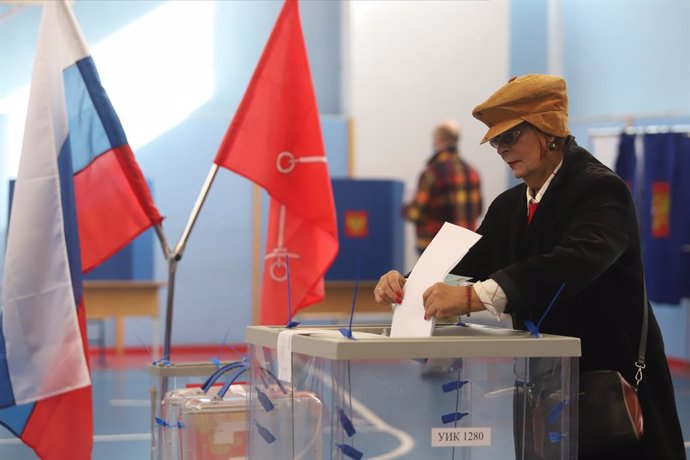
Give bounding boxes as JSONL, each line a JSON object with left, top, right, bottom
{"left": 245, "top": 324, "right": 581, "bottom": 360}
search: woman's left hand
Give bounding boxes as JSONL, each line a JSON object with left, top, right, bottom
{"left": 422, "top": 283, "right": 466, "bottom": 320}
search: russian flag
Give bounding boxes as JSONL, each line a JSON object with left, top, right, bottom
{"left": 63, "top": 16, "right": 163, "bottom": 274}
{"left": 0, "top": 2, "right": 161, "bottom": 458}
{"left": 641, "top": 133, "right": 690, "bottom": 304}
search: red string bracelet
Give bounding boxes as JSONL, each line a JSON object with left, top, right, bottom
{"left": 465, "top": 285, "right": 472, "bottom": 317}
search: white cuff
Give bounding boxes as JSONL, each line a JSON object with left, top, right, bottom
{"left": 472, "top": 279, "right": 508, "bottom": 321}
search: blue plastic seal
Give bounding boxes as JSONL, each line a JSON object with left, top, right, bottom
{"left": 256, "top": 386, "right": 275, "bottom": 412}
{"left": 336, "top": 443, "right": 364, "bottom": 460}
{"left": 441, "top": 411, "right": 469, "bottom": 424}
{"left": 255, "top": 421, "right": 276, "bottom": 444}
{"left": 549, "top": 432, "right": 566, "bottom": 443}
{"left": 442, "top": 380, "right": 468, "bottom": 393}
{"left": 337, "top": 406, "right": 356, "bottom": 437}
{"left": 524, "top": 320, "right": 541, "bottom": 338}
{"left": 547, "top": 399, "right": 568, "bottom": 424}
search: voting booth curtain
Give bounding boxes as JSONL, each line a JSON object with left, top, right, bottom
{"left": 614, "top": 132, "right": 690, "bottom": 305}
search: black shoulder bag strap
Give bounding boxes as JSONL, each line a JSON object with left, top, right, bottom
{"left": 634, "top": 267, "right": 649, "bottom": 391}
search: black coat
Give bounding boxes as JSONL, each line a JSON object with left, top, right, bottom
{"left": 452, "top": 139, "right": 686, "bottom": 460}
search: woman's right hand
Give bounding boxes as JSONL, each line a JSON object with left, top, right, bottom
{"left": 374, "top": 270, "right": 406, "bottom": 305}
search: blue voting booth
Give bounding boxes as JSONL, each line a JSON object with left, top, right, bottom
{"left": 326, "top": 179, "right": 405, "bottom": 281}
{"left": 84, "top": 230, "right": 154, "bottom": 280}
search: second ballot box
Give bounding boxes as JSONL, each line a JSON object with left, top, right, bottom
{"left": 245, "top": 323, "right": 581, "bottom": 460}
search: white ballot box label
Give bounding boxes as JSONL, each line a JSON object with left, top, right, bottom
{"left": 431, "top": 428, "right": 491, "bottom": 447}
{"left": 277, "top": 328, "right": 323, "bottom": 382}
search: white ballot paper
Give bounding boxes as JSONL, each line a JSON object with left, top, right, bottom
{"left": 390, "top": 222, "right": 481, "bottom": 337}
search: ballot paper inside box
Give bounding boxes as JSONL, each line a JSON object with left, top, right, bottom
{"left": 178, "top": 387, "right": 249, "bottom": 460}
{"left": 158, "top": 384, "right": 244, "bottom": 460}
{"left": 246, "top": 324, "right": 581, "bottom": 460}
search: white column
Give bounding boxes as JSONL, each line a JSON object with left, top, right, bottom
{"left": 547, "top": 0, "right": 563, "bottom": 76}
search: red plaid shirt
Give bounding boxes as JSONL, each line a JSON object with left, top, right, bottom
{"left": 404, "top": 149, "right": 482, "bottom": 252}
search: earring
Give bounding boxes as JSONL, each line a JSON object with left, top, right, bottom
{"left": 548, "top": 138, "right": 557, "bottom": 150}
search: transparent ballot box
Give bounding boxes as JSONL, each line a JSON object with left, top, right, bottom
{"left": 245, "top": 324, "right": 581, "bottom": 460}
{"left": 149, "top": 361, "right": 250, "bottom": 460}
{"left": 178, "top": 384, "right": 248, "bottom": 460}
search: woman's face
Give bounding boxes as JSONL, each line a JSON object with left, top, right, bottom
{"left": 491, "top": 125, "right": 551, "bottom": 188}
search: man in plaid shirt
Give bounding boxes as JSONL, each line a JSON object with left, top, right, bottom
{"left": 404, "top": 121, "right": 483, "bottom": 254}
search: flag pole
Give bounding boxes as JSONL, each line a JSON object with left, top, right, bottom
{"left": 152, "top": 223, "right": 172, "bottom": 363}
{"left": 153, "top": 223, "right": 172, "bottom": 260}
{"left": 174, "top": 164, "right": 220, "bottom": 257}
{"left": 251, "top": 184, "right": 262, "bottom": 324}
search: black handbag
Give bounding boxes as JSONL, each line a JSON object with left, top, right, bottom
{"left": 578, "top": 279, "right": 648, "bottom": 458}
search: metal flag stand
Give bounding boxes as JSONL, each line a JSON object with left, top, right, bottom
{"left": 162, "top": 164, "right": 219, "bottom": 364}
{"left": 148, "top": 164, "right": 222, "bottom": 460}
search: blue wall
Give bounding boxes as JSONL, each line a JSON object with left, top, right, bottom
{"left": 509, "top": 0, "right": 690, "bottom": 145}
{"left": 0, "top": 1, "right": 344, "bottom": 350}
{"left": 562, "top": 0, "right": 690, "bottom": 121}
{"left": 510, "top": 0, "right": 548, "bottom": 77}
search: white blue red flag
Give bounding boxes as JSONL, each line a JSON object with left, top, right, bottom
{"left": 0, "top": 1, "right": 161, "bottom": 458}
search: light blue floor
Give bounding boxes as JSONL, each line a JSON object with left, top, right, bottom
{"left": 0, "top": 370, "right": 152, "bottom": 460}
{"left": 0, "top": 365, "right": 688, "bottom": 459}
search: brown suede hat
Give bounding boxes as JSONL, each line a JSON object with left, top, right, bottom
{"left": 473, "top": 74, "right": 569, "bottom": 144}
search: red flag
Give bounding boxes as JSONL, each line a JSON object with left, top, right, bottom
{"left": 214, "top": 0, "right": 338, "bottom": 324}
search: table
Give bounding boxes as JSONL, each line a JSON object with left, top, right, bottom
{"left": 298, "top": 281, "right": 391, "bottom": 318}
{"left": 83, "top": 280, "right": 165, "bottom": 356}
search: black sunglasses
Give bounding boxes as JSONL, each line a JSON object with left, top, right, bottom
{"left": 489, "top": 128, "right": 522, "bottom": 149}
